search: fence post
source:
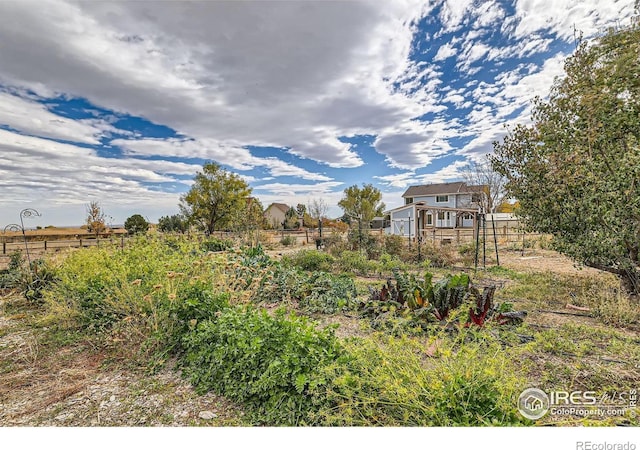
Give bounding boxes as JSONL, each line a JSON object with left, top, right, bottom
{"left": 2, "top": 242, "right": 5, "bottom": 255}
{"left": 79, "top": 238, "right": 82, "bottom": 248}
{"left": 44, "top": 240, "right": 47, "bottom": 251}
{"left": 121, "top": 234, "right": 124, "bottom": 250}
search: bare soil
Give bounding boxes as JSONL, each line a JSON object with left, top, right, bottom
{"left": 0, "top": 296, "right": 245, "bottom": 426}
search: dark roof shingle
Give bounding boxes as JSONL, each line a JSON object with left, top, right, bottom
{"left": 402, "top": 182, "right": 468, "bottom": 198}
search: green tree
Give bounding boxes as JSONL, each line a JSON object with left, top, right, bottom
{"left": 491, "top": 23, "right": 640, "bottom": 296}
{"left": 236, "top": 197, "right": 265, "bottom": 231}
{"left": 282, "top": 205, "right": 299, "bottom": 230}
{"left": 179, "top": 162, "right": 252, "bottom": 234}
{"left": 124, "top": 214, "right": 149, "bottom": 235}
{"left": 338, "top": 184, "right": 385, "bottom": 228}
{"left": 158, "top": 214, "right": 189, "bottom": 233}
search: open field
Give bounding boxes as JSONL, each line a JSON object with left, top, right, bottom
{"left": 1, "top": 235, "right": 638, "bottom": 426}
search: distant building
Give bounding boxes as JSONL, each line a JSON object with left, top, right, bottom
{"left": 264, "top": 202, "right": 291, "bottom": 229}
{"left": 385, "top": 181, "right": 486, "bottom": 237}
{"left": 370, "top": 216, "right": 389, "bottom": 230}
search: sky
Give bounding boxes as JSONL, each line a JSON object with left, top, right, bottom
{"left": 0, "top": 0, "right": 636, "bottom": 227}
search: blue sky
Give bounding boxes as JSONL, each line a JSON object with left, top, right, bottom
{"left": 0, "top": 0, "right": 635, "bottom": 226}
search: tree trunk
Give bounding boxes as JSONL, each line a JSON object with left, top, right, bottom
{"left": 585, "top": 261, "right": 640, "bottom": 299}
{"left": 620, "top": 269, "right": 640, "bottom": 299}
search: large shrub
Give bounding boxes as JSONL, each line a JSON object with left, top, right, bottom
{"left": 283, "top": 250, "right": 335, "bottom": 272}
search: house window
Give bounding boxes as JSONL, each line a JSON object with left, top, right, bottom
{"left": 471, "top": 193, "right": 482, "bottom": 203}
{"left": 463, "top": 213, "right": 473, "bottom": 220}
{"left": 437, "top": 212, "right": 445, "bottom": 220}
{"left": 405, "top": 197, "right": 413, "bottom": 205}
{"left": 436, "top": 195, "right": 448, "bottom": 203}
{"left": 426, "top": 214, "right": 433, "bottom": 225}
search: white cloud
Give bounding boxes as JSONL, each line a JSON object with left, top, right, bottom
{"left": 434, "top": 42, "right": 457, "bottom": 61}
{"left": 375, "top": 160, "right": 469, "bottom": 190}
{"left": 0, "top": 0, "right": 436, "bottom": 170}
{"left": 113, "top": 137, "right": 333, "bottom": 181}
{"left": 513, "top": 0, "right": 635, "bottom": 40}
{"left": 253, "top": 181, "right": 344, "bottom": 197}
{"left": 0, "top": 0, "right": 636, "bottom": 224}
{"left": 0, "top": 90, "right": 124, "bottom": 144}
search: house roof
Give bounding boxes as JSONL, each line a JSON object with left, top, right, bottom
{"left": 402, "top": 182, "right": 484, "bottom": 198}
{"left": 266, "top": 202, "right": 290, "bottom": 214}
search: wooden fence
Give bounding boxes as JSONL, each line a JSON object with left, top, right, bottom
{"left": 1, "top": 235, "right": 127, "bottom": 255}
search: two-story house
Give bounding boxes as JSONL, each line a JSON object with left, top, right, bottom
{"left": 385, "top": 182, "right": 486, "bottom": 238}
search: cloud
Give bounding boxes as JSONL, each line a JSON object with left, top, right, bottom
{"left": 0, "top": 89, "right": 125, "bottom": 144}
{"left": 0, "top": 128, "right": 186, "bottom": 205}
{"left": 513, "top": 0, "right": 635, "bottom": 40}
{"left": 253, "top": 181, "right": 343, "bottom": 197}
{"left": 0, "top": 0, "right": 435, "bottom": 170}
{"left": 434, "top": 42, "right": 457, "bottom": 61}
{"left": 113, "top": 137, "right": 333, "bottom": 181}
{"left": 0, "top": 0, "right": 636, "bottom": 225}
{"left": 375, "top": 160, "right": 469, "bottom": 189}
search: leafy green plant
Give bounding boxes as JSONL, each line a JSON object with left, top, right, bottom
{"left": 336, "top": 250, "right": 377, "bottom": 276}
{"left": 253, "top": 265, "right": 307, "bottom": 305}
{"left": 383, "top": 235, "right": 405, "bottom": 257}
{"left": 0, "top": 250, "right": 24, "bottom": 290}
{"left": 299, "top": 272, "right": 357, "bottom": 314}
{"left": 431, "top": 273, "right": 470, "bottom": 320}
{"left": 201, "top": 238, "right": 232, "bottom": 252}
{"left": 240, "top": 244, "right": 272, "bottom": 268}
{"left": 180, "top": 306, "right": 344, "bottom": 425}
{"left": 0, "top": 251, "right": 56, "bottom": 303}
{"left": 283, "top": 249, "right": 334, "bottom": 272}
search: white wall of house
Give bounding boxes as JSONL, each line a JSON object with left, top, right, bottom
{"left": 389, "top": 205, "right": 416, "bottom": 237}
{"left": 410, "top": 194, "right": 455, "bottom": 208}
{"left": 264, "top": 206, "right": 287, "bottom": 229}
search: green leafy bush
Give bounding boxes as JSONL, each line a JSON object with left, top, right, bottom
{"left": 283, "top": 250, "right": 335, "bottom": 272}
{"left": 336, "top": 250, "right": 377, "bottom": 276}
{"left": 0, "top": 250, "right": 23, "bottom": 290}
{"left": 180, "top": 306, "right": 344, "bottom": 425}
{"left": 254, "top": 266, "right": 356, "bottom": 315}
{"left": 299, "top": 272, "right": 357, "bottom": 314}
{"left": 254, "top": 265, "right": 307, "bottom": 304}
{"left": 44, "top": 238, "right": 206, "bottom": 332}
{"left": 201, "top": 238, "right": 232, "bottom": 252}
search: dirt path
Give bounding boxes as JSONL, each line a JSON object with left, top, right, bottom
{"left": 0, "top": 295, "right": 244, "bottom": 426}
{"left": 494, "top": 249, "right": 606, "bottom": 276}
